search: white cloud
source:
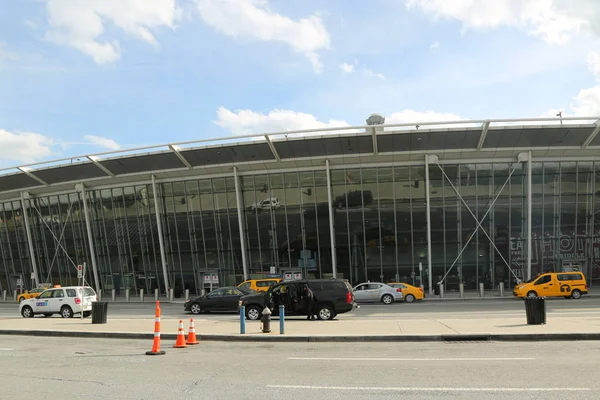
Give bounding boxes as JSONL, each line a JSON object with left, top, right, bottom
{"left": 83, "top": 135, "right": 121, "bottom": 151}
{"left": 214, "top": 107, "right": 482, "bottom": 138}
{"left": 0, "top": 129, "right": 54, "bottom": 164}
{"left": 0, "top": 129, "right": 123, "bottom": 166}
{"left": 214, "top": 107, "right": 350, "bottom": 135}
{"left": 405, "top": 0, "right": 599, "bottom": 45}
{"left": 430, "top": 40, "right": 439, "bottom": 49}
{"left": 196, "top": 0, "right": 330, "bottom": 72}
{"left": 45, "top": 0, "right": 180, "bottom": 64}
{"left": 542, "top": 51, "right": 600, "bottom": 118}
{"left": 587, "top": 51, "right": 600, "bottom": 80}
{"left": 385, "top": 110, "right": 481, "bottom": 129}
{"left": 386, "top": 110, "right": 464, "bottom": 123}
{"left": 340, "top": 62, "right": 355, "bottom": 73}
{"left": 365, "top": 68, "right": 385, "bottom": 79}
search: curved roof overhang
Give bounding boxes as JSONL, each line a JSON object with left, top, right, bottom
{"left": 1, "top": 117, "right": 599, "bottom": 202}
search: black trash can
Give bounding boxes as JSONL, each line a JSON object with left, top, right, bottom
{"left": 91, "top": 301, "right": 108, "bottom": 324}
{"left": 524, "top": 297, "right": 546, "bottom": 325}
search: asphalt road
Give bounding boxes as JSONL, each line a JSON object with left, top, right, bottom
{"left": 0, "top": 336, "right": 598, "bottom": 399}
{"left": 1, "top": 297, "right": 599, "bottom": 320}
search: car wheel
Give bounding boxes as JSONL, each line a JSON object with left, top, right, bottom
{"left": 571, "top": 290, "right": 582, "bottom": 299}
{"left": 527, "top": 291, "right": 538, "bottom": 298}
{"left": 405, "top": 294, "right": 416, "bottom": 303}
{"left": 60, "top": 306, "right": 73, "bottom": 318}
{"left": 43, "top": 313, "right": 53, "bottom": 317}
{"left": 190, "top": 303, "right": 202, "bottom": 315}
{"left": 245, "top": 306, "right": 261, "bottom": 321}
{"left": 381, "top": 294, "right": 394, "bottom": 305}
{"left": 83, "top": 311, "right": 91, "bottom": 318}
{"left": 317, "top": 304, "right": 335, "bottom": 320}
{"left": 21, "top": 306, "right": 34, "bottom": 318}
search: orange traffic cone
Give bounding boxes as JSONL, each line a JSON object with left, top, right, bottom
{"left": 174, "top": 319, "right": 187, "bottom": 348}
{"left": 146, "top": 300, "right": 165, "bottom": 355}
{"left": 186, "top": 318, "right": 200, "bottom": 345}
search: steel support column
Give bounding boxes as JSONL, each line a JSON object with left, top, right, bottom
{"left": 425, "top": 155, "right": 435, "bottom": 295}
{"left": 19, "top": 192, "right": 40, "bottom": 287}
{"left": 526, "top": 151, "right": 533, "bottom": 280}
{"left": 326, "top": 160, "right": 337, "bottom": 278}
{"left": 76, "top": 184, "right": 101, "bottom": 294}
{"left": 233, "top": 167, "right": 249, "bottom": 281}
{"left": 151, "top": 175, "right": 170, "bottom": 295}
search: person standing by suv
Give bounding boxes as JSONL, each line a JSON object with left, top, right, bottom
{"left": 303, "top": 284, "right": 315, "bottom": 320}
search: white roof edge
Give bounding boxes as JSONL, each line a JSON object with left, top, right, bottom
{"left": 1, "top": 116, "right": 599, "bottom": 176}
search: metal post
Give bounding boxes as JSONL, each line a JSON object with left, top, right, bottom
{"left": 479, "top": 282, "right": 485, "bottom": 297}
{"left": 326, "top": 160, "right": 337, "bottom": 278}
{"left": 2, "top": 290, "right": 6, "bottom": 301}
{"left": 77, "top": 184, "right": 101, "bottom": 294}
{"left": 151, "top": 175, "right": 170, "bottom": 295}
{"left": 459, "top": 283, "right": 464, "bottom": 298}
{"left": 111, "top": 289, "right": 116, "bottom": 302}
{"left": 499, "top": 282, "right": 505, "bottom": 297}
{"left": 19, "top": 192, "right": 40, "bottom": 287}
{"left": 240, "top": 306, "right": 246, "bottom": 334}
{"left": 12, "top": 290, "right": 17, "bottom": 302}
{"left": 527, "top": 151, "right": 533, "bottom": 281}
{"left": 169, "top": 288, "right": 174, "bottom": 301}
{"left": 125, "top": 288, "right": 130, "bottom": 302}
{"left": 279, "top": 305, "right": 285, "bottom": 334}
{"left": 140, "top": 288, "right": 145, "bottom": 302}
{"left": 438, "top": 283, "right": 444, "bottom": 298}
{"left": 185, "top": 289, "right": 190, "bottom": 302}
{"left": 425, "top": 155, "right": 434, "bottom": 295}
{"left": 233, "top": 167, "right": 249, "bottom": 281}
{"left": 154, "top": 288, "right": 159, "bottom": 301}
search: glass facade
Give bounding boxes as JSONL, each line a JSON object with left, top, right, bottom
{"left": 1, "top": 161, "right": 599, "bottom": 295}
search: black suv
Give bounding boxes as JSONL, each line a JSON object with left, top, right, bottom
{"left": 239, "top": 279, "right": 356, "bottom": 321}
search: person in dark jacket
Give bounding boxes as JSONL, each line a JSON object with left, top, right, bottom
{"left": 303, "top": 284, "right": 315, "bottom": 320}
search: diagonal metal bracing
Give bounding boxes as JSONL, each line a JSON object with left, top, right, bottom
{"left": 436, "top": 163, "right": 524, "bottom": 285}
{"left": 42, "top": 202, "right": 75, "bottom": 284}
{"left": 30, "top": 201, "right": 81, "bottom": 275}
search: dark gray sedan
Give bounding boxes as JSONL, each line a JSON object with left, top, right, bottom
{"left": 184, "top": 286, "right": 256, "bottom": 315}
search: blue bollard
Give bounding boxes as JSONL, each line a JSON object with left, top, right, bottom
{"left": 279, "top": 305, "right": 285, "bottom": 334}
{"left": 240, "top": 305, "right": 245, "bottom": 334}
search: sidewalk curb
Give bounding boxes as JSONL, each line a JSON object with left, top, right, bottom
{"left": 1, "top": 329, "right": 600, "bottom": 343}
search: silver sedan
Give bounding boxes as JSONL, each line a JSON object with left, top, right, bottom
{"left": 352, "top": 282, "right": 403, "bottom": 305}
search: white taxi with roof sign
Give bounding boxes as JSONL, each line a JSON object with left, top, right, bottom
{"left": 19, "top": 286, "right": 97, "bottom": 318}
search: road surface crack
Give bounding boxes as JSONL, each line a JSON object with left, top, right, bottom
{"left": 396, "top": 321, "right": 403, "bottom": 333}
{"left": 0, "top": 372, "right": 106, "bottom": 386}
{"left": 434, "top": 319, "right": 459, "bottom": 334}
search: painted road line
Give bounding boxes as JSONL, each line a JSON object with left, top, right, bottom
{"left": 267, "top": 385, "right": 591, "bottom": 392}
{"left": 287, "top": 357, "right": 535, "bottom": 361}
{"left": 0, "top": 348, "right": 14, "bottom": 351}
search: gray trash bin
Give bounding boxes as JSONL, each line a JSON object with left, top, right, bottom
{"left": 524, "top": 297, "right": 546, "bottom": 325}
{"left": 91, "top": 301, "right": 108, "bottom": 324}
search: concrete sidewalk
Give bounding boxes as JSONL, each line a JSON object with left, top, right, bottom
{"left": 1, "top": 312, "right": 600, "bottom": 342}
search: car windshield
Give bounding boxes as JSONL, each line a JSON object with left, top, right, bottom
{"left": 238, "top": 287, "right": 256, "bottom": 295}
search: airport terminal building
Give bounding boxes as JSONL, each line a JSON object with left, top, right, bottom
{"left": 1, "top": 115, "right": 600, "bottom": 296}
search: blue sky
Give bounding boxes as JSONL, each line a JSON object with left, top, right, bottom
{"left": 1, "top": 0, "right": 600, "bottom": 168}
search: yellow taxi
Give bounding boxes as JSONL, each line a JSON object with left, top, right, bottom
{"left": 387, "top": 282, "right": 424, "bottom": 303}
{"left": 513, "top": 272, "right": 588, "bottom": 299}
{"left": 17, "top": 287, "right": 47, "bottom": 303}
{"left": 237, "top": 278, "right": 282, "bottom": 292}
{"left": 17, "top": 284, "right": 61, "bottom": 303}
